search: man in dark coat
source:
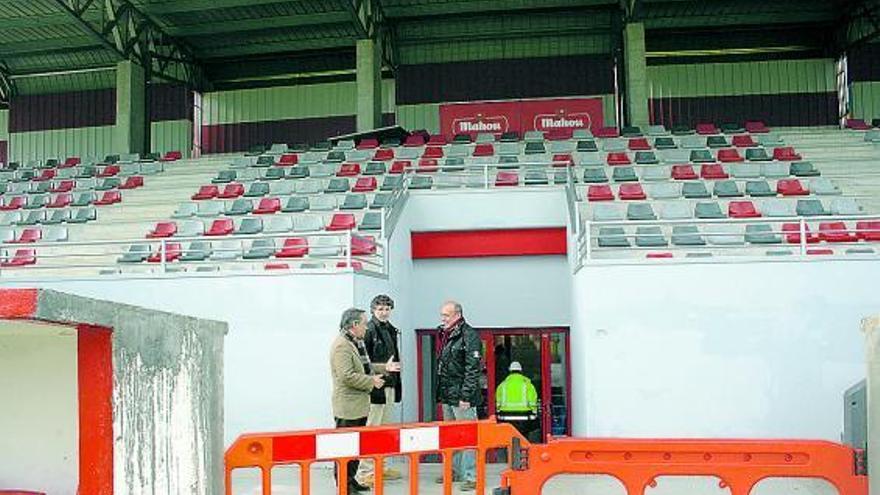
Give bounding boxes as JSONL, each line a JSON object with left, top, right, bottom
{"left": 435, "top": 300, "right": 481, "bottom": 491}
{"left": 356, "top": 294, "right": 403, "bottom": 486}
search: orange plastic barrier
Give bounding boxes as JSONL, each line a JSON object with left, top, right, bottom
{"left": 225, "top": 419, "right": 868, "bottom": 495}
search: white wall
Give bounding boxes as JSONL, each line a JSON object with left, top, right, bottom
{"left": 4, "top": 274, "right": 356, "bottom": 444}
{"left": 410, "top": 256, "right": 572, "bottom": 330}
{"left": 571, "top": 259, "right": 878, "bottom": 441}
{"left": 0, "top": 320, "right": 79, "bottom": 495}
{"left": 406, "top": 188, "right": 567, "bottom": 232}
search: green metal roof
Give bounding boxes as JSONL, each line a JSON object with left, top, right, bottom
{"left": 0, "top": 0, "right": 866, "bottom": 95}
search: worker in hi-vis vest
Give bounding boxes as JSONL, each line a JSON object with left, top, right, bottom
{"left": 495, "top": 361, "right": 538, "bottom": 416}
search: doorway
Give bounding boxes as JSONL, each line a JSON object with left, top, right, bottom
{"left": 416, "top": 327, "right": 572, "bottom": 442}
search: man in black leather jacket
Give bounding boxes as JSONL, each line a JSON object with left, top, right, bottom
{"left": 435, "top": 300, "right": 481, "bottom": 491}
{"left": 356, "top": 294, "right": 403, "bottom": 487}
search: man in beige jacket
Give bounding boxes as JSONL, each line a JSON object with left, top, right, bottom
{"left": 330, "top": 307, "right": 400, "bottom": 493}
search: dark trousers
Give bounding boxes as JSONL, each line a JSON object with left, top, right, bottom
{"left": 334, "top": 416, "right": 368, "bottom": 486}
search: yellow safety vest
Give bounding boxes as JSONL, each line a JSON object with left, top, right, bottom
{"left": 495, "top": 373, "right": 538, "bottom": 413}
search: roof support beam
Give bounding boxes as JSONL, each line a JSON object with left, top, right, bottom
{"left": 50, "top": 0, "right": 209, "bottom": 89}
{"left": 0, "top": 60, "right": 15, "bottom": 103}
{"left": 342, "top": 0, "right": 396, "bottom": 71}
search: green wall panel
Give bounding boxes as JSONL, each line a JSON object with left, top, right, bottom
{"left": 0, "top": 110, "right": 8, "bottom": 140}
{"left": 202, "top": 79, "right": 396, "bottom": 126}
{"left": 396, "top": 103, "right": 441, "bottom": 133}
{"left": 851, "top": 81, "right": 880, "bottom": 120}
{"left": 151, "top": 120, "right": 192, "bottom": 158}
{"left": 9, "top": 125, "right": 115, "bottom": 162}
{"left": 647, "top": 59, "right": 835, "bottom": 98}
{"left": 15, "top": 70, "right": 116, "bottom": 95}
{"left": 601, "top": 94, "right": 618, "bottom": 127}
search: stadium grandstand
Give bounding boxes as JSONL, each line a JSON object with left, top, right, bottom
{"left": 0, "top": 0, "right": 879, "bottom": 494}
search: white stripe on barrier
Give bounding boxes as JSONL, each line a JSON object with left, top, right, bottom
{"left": 400, "top": 426, "right": 440, "bottom": 453}
{"left": 316, "top": 432, "right": 360, "bottom": 458}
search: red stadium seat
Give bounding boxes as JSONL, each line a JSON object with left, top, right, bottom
{"left": 773, "top": 147, "right": 802, "bottom": 161}
{"left": 51, "top": 180, "right": 75, "bottom": 193}
{"left": 777, "top": 179, "right": 809, "bottom": 196}
{"left": 587, "top": 185, "right": 614, "bottom": 201}
{"left": 357, "top": 138, "right": 379, "bottom": 150}
{"left": 253, "top": 197, "right": 281, "bottom": 214}
{"left": 807, "top": 248, "right": 834, "bottom": 255}
{"left": 700, "top": 164, "right": 728, "bottom": 179}
{"left": 373, "top": 148, "right": 394, "bottom": 161}
{"left": 494, "top": 171, "right": 519, "bottom": 187}
{"left": 856, "top": 221, "right": 880, "bottom": 241}
{"left": 351, "top": 235, "right": 377, "bottom": 255}
{"left": 98, "top": 165, "right": 120, "bottom": 177}
{"left": 15, "top": 228, "right": 41, "bottom": 243}
{"left": 782, "top": 223, "right": 819, "bottom": 244}
{"left": 218, "top": 183, "right": 244, "bottom": 199}
{"left": 35, "top": 169, "right": 56, "bottom": 182}
{"left": 552, "top": 154, "right": 573, "bottom": 167}
{"left": 819, "top": 222, "right": 858, "bottom": 243}
{"left": 606, "top": 152, "right": 631, "bottom": 166}
{"left": 264, "top": 263, "right": 290, "bottom": 270}
{"left": 0, "top": 196, "right": 25, "bottom": 211}
{"left": 119, "top": 176, "right": 144, "bottom": 189}
{"left": 192, "top": 185, "right": 219, "bottom": 200}
{"left": 671, "top": 165, "right": 698, "bottom": 180}
{"left": 276, "top": 237, "right": 309, "bottom": 258}
{"left": 389, "top": 160, "right": 409, "bottom": 174}
{"left": 404, "top": 135, "right": 426, "bottom": 147}
{"left": 160, "top": 151, "right": 182, "bottom": 161}
{"left": 95, "top": 190, "right": 121, "bottom": 205}
{"left": 47, "top": 193, "right": 72, "bottom": 209}
{"left": 62, "top": 157, "right": 81, "bottom": 168}
{"left": 646, "top": 252, "right": 673, "bottom": 259}
{"left": 327, "top": 213, "right": 356, "bottom": 231}
{"left": 147, "top": 242, "right": 182, "bottom": 263}
{"left": 744, "top": 121, "right": 770, "bottom": 133}
{"left": 732, "top": 134, "right": 758, "bottom": 147}
{"left": 845, "top": 119, "right": 871, "bottom": 131}
{"left": 96, "top": 189, "right": 123, "bottom": 204}
{"left": 422, "top": 146, "right": 444, "bottom": 159}
{"left": 618, "top": 183, "right": 646, "bottom": 200}
{"left": 717, "top": 148, "right": 744, "bottom": 163}
{"left": 418, "top": 159, "right": 439, "bottom": 173}
{"left": 336, "top": 261, "right": 364, "bottom": 270}
{"left": 147, "top": 222, "right": 177, "bottom": 238}
{"left": 728, "top": 201, "right": 761, "bottom": 218}
{"left": 276, "top": 153, "right": 298, "bottom": 166}
{"left": 206, "top": 218, "right": 234, "bottom": 236}
{"left": 628, "top": 138, "right": 651, "bottom": 151}
{"left": 473, "top": 143, "right": 494, "bottom": 157}
{"left": 353, "top": 177, "right": 378, "bottom": 192}
{"left": 427, "top": 134, "right": 448, "bottom": 145}
{"left": 696, "top": 122, "right": 719, "bottom": 135}
{"left": 1, "top": 248, "right": 37, "bottom": 267}
{"left": 337, "top": 163, "right": 361, "bottom": 177}
{"left": 594, "top": 127, "right": 619, "bottom": 138}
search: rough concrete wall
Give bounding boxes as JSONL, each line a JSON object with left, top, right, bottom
{"left": 864, "top": 315, "right": 879, "bottom": 495}
{"left": 32, "top": 289, "right": 226, "bottom": 495}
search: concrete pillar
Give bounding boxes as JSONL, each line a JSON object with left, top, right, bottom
{"left": 356, "top": 38, "right": 383, "bottom": 131}
{"left": 115, "top": 60, "right": 147, "bottom": 154}
{"left": 623, "top": 22, "right": 650, "bottom": 128}
{"left": 864, "top": 315, "right": 880, "bottom": 495}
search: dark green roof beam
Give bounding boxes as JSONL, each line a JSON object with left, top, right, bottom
{"left": 165, "top": 11, "right": 352, "bottom": 37}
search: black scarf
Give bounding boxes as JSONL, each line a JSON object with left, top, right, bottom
{"left": 343, "top": 331, "right": 372, "bottom": 374}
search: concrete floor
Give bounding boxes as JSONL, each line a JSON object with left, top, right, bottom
{"left": 230, "top": 461, "right": 840, "bottom": 495}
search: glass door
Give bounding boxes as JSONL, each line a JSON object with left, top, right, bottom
{"left": 416, "top": 327, "right": 571, "bottom": 442}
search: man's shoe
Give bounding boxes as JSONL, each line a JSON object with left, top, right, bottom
{"left": 383, "top": 468, "right": 402, "bottom": 480}
{"left": 435, "top": 474, "right": 461, "bottom": 484}
{"left": 348, "top": 480, "right": 370, "bottom": 492}
{"left": 460, "top": 480, "right": 477, "bottom": 491}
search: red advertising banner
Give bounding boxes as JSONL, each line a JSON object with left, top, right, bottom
{"left": 439, "top": 97, "right": 604, "bottom": 138}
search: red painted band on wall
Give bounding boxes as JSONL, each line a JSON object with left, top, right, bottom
{"left": 411, "top": 228, "right": 566, "bottom": 259}
{"left": 0, "top": 289, "right": 38, "bottom": 318}
{"left": 77, "top": 324, "right": 114, "bottom": 495}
